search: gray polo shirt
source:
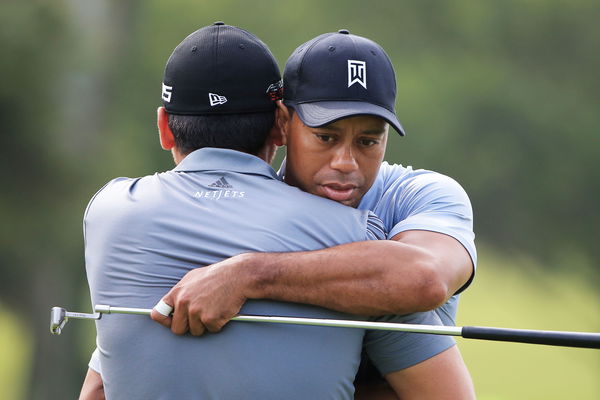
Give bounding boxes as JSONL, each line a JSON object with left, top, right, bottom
{"left": 85, "top": 148, "right": 392, "bottom": 399}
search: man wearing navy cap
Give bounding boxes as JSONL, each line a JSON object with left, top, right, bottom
{"left": 156, "top": 29, "right": 476, "bottom": 399}
{"left": 80, "top": 24, "right": 472, "bottom": 399}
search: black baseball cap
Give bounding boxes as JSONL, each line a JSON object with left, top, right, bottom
{"left": 162, "top": 22, "right": 282, "bottom": 115}
{"left": 283, "top": 29, "right": 405, "bottom": 135}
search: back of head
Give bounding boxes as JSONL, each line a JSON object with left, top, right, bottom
{"left": 283, "top": 29, "right": 405, "bottom": 136}
{"left": 162, "top": 22, "right": 282, "bottom": 155}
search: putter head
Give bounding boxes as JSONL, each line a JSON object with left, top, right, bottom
{"left": 50, "top": 307, "right": 67, "bottom": 335}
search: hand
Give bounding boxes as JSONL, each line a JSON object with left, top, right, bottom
{"left": 150, "top": 255, "right": 250, "bottom": 336}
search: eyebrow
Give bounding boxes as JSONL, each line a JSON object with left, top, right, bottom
{"left": 316, "top": 124, "right": 387, "bottom": 135}
{"left": 315, "top": 124, "right": 343, "bottom": 132}
{"left": 362, "top": 129, "right": 387, "bottom": 136}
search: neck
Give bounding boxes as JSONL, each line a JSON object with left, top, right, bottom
{"left": 256, "top": 143, "right": 278, "bottom": 165}
{"left": 172, "top": 148, "right": 187, "bottom": 165}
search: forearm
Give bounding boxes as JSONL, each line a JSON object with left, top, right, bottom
{"left": 241, "top": 240, "right": 450, "bottom": 316}
{"left": 79, "top": 368, "right": 105, "bottom": 400}
{"left": 153, "top": 231, "right": 472, "bottom": 334}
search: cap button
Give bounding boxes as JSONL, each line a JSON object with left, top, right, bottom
{"left": 338, "top": 29, "right": 350, "bottom": 34}
{"left": 213, "top": 21, "right": 225, "bottom": 26}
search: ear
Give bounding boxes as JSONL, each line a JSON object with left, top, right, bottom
{"left": 157, "top": 107, "right": 175, "bottom": 150}
{"left": 267, "top": 105, "right": 283, "bottom": 147}
{"left": 275, "top": 101, "right": 291, "bottom": 146}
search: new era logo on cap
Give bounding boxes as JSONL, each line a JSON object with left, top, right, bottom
{"left": 162, "top": 23, "right": 281, "bottom": 115}
{"left": 209, "top": 93, "right": 228, "bottom": 106}
{"left": 348, "top": 60, "right": 366, "bottom": 89}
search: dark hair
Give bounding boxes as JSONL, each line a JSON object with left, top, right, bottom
{"left": 168, "top": 111, "right": 275, "bottom": 156}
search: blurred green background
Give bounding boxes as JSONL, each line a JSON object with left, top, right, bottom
{"left": 1, "top": 0, "right": 598, "bottom": 399}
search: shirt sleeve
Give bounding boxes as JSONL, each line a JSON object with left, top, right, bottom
{"left": 388, "top": 173, "right": 477, "bottom": 293}
{"left": 88, "top": 347, "right": 102, "bottom": 374}
{"left": 365, "top": 211, "right": 387, "bottom": 240}
{"left": 364, "top": 312, "right": 456, "bottom": 375}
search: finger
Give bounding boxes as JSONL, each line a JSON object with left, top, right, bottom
{"left": 204, "top": 315, "right": 228, "bottom": 333}
{"left": 150, "top": 309, "right": 173, "bottom": 328}
{"left": 154, "top": 299, "right": 174, "bottom": 317}
{"left": 188, "top": 314, "right": 206, "bottom": 337}
{"left": 150, "top": 299, "right": 174, "bottom": 328}
{"left": 205, "top": 320, "right": 226, "bottom": 333}
{"left": 171, "top": 303, "right": 190, "bottom": 335}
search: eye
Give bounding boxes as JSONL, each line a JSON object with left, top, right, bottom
{"left": 315, "top": 133, "right": 335, "bottom": 143}
{"left": 358, "top": 138, "right": 380, "bottom": 147}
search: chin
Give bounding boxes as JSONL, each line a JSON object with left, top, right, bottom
{"left": 339, "top": 198, "right": 359, "bottom": 208}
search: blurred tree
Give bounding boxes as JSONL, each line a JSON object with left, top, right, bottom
{"left": 381, "top": 1, "right": 600, "bottom": 272}
{"left": 0, "top": 1, "right": 81, "bottom": 398}
{"left": 0, "top": 0, "right": 142, "bottom": 398}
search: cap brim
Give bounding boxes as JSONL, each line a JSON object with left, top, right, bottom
{"left": 289, "top": 101, "right": 405, "bottom": 136}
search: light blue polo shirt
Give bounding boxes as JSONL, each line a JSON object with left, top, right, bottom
{"left": 278, "top": 159, "right": 475, "bottom": 375}
{"left": 86, "top": 148, "right": 446, "bottom": 399}
{"left": 358, "top": 161, "right": 477, "bottom": 325}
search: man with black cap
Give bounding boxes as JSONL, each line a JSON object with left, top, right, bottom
{"left": 80, "top": 23, "right": 466, "bottom": 399}
{"left": 155, "top": 30, "right": 476, "bottom": 399}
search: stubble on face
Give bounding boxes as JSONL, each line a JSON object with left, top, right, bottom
{"left": 283, "top": 113, "right": 388, "bottom": 208}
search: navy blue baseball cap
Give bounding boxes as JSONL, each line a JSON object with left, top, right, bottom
{"left": 162, "top": 22, "right": 282, "bottom": 115}
{"left": 283, "top": 29, "right": 405, "bottom": 135}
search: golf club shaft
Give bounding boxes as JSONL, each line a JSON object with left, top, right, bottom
{"left": 93, "top": 305, "right": 600, "bottom": 349}
{"left": 95, "top": 305, "right": 153, "bottom": 315}
{"left": 462, "top": 326, "right": 600, "bottom": 349}
{"left": 95, "top": 305, "right": 459, "bottom": 335}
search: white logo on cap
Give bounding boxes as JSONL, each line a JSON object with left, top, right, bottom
{"left": 209, "top": 93, "right": 228, "bottom": 106}
{"left": 162, "top": 83, "right": 173, "bottom": 102}
{"left": 348, "top": 60, "right": 367, "bottom": 89}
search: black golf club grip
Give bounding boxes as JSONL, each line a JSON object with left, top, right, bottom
{"left": 462, "top": 326, "right": 600, "bottom": 349}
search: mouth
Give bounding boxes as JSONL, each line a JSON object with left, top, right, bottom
{"left": 319, "top": 183, "right": 358, "bottom": 203}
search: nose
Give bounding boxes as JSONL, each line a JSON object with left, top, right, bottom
{"left": 330, "top": 145, "right": 358, "bottom": 173}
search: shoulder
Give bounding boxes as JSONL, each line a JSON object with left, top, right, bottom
{"left": 360, "top": 162, "right": 474, "bottom": 231}
{"left": 379, "top": 163, "right": 472, "bottom": 211}
{"left": 86, "top": 176, "right": 138, "bottom": 206}
{"left": 378, "top": 162, "right": 463, "bottom": 191}
{"left": 281, "top": 180, "right": 368, "bottom": 218}
{"left": 85, "top": 177, "right": 129, "bottom": 210}
{"left": 84, "top": 174, "right": 159, "bottom": 220}
{"left": 274, "top": 181, "right": 373, "bottom": 238}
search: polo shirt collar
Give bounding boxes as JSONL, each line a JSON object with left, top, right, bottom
{"left": 173, "top": 148, "right": 279, "bottom": 180}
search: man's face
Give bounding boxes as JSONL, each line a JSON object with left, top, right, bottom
{"left": 283, "top": 111, "right": 388, "bottom": 208}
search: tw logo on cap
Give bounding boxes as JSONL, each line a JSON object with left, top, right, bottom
{"left": 209, "top": 93, "right": 228, "bottom": 106}
{"left": 348, "top": 60, "right": 367, "bottom": 89}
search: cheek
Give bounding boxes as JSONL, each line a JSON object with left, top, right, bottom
{"left": 286, "top": 148, "right": 320, "bottom": 189}
{"left": 292, "top": 156, "right": 323, "bottom": 186}
{"left": 359, "top": 153, "right": 384, "bottom": 186}
{"left": 287, "top": 137, "right": 328, "bottom": 186}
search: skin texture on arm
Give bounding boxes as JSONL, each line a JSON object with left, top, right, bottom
{"left": 79, "top": 368, "right": 105, "bottom": 400}
{"left": 152, "top": 229, "right": 473, "bottom": 334}
{"left": 355, "top": 346, "right": 476, "bottom": 400}
{"left": 243, "top": 230, "right": 473, "bottom": 316}
{"left": 383, "top": 346, "right": 476, "bottom": 400}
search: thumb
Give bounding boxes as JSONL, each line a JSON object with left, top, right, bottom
{"left": 151, "top": 298, "right": 174, "bottom": 328}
